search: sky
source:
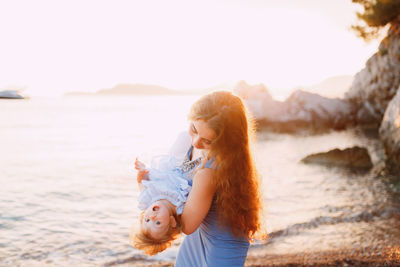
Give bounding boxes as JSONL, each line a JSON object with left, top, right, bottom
{"left": 0, "top": 0, "right": 380, "bottom": 97}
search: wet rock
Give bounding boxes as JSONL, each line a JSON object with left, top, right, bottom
{"left": 345, "top": 23, "right": 400, "bottom": 126}
{"left": 379, "top": 86, "right": 400, "bottom": 172}
{"left": 234, "top": 81, "right": 357, "bottom": 134}
{"left": 300, "top": 146, "right": 373, "bottom": 171}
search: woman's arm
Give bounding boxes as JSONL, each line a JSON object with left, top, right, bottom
{"left": 181, "top": 168, "right": 216, "bottom": 235}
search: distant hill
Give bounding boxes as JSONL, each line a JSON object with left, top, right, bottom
{"left": 97, "top": 83, "right": 179, "bottom": 95}
{"left": 65, "top": 83, "right": 181, "bottom": 96}
{"left": 64, "top": 78, "right": 354, "bottom": 98}
{"left": 301, "top": 75, "right": 354, "bottom": 98}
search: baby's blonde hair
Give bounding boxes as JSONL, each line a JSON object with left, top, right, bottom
{"left": 129, "top": 211, "right": 182, "bottom": 256}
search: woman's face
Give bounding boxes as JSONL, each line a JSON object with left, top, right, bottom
{"left": 189, "top": 119, "right": 216, "bottom": 151}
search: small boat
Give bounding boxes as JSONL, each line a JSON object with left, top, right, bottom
{"left": 0, "top": 90, "right": 27, "bottom": 99}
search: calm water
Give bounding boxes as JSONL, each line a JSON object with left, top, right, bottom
{"left": 1, "top": 96, "right": 399, "bottom": 266}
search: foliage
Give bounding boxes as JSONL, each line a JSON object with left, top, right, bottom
{"left": 351, "top": 0, "right": 400, "bottom": 41}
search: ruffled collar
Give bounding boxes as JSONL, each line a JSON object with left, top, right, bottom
{"left": 181, "top": 146, "right": 202, "bottom": 173}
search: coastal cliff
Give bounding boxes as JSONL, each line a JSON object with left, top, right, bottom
{"left": 345, "top": 23, "right": 400, "bottom": 126}
{"left": 379, "top": 86, "right": 400, "bottom": 171}
{"left": 346, "top": 23, "right": 400, "bottom": 172}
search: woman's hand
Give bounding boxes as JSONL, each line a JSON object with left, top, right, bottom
{"left": 135, "top": 157, "right": 149, "bottom": 184}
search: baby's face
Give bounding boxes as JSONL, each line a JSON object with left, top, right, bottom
{"left": 142, "top": 200, "right": 172, "bottom": 240}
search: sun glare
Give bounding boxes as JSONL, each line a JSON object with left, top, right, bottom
{"left": 0, "top": 0, "right": 378, "bottom": 97}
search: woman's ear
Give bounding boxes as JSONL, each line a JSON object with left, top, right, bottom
{"left": 170, "top": 216, "right": 177, "bottom": 228}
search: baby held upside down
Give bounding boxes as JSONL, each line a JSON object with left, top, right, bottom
{"left": 130, "top": 155, "right": 194, "bottom": 256}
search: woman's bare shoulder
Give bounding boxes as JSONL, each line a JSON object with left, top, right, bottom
{"left": 193, "top": 168, "right": 216, "bottom": 189}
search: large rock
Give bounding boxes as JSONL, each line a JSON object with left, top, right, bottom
{"left": 234, "top": 81, "right": 356, "bottom": 133}
{"left": 345, "top": 23, "right": 400, "bottom": 125}
{"left": 283, "top": 90, "right": 355, "bottom": 130}
{"left": 379, "top": 86, "right": 400, "bottom": 171}
{"left": 301, "top": 146, "right": 373, "bottom": 171}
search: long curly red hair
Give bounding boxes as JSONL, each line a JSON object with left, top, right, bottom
{"left": 188, "top": 91, "right": 266, "bottom": 240}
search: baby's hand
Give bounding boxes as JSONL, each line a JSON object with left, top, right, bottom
{"left": 135, "top": 157, "right": 147, "bottom": 171}
{"left": 135, "top": 158, "right": 149, "bottom": 183}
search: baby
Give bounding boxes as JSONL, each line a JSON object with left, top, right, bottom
{"left": 130, "top": 154, "right": 194, "bottom": 256}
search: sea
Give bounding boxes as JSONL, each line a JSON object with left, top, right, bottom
{"left": 1, "top": 95, "right": 399, "bottom": 266}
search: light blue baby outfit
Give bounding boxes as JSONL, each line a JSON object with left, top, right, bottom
{"left": 138, "top": 155, "right": 192, "bottom": 215}
{"left": 175, "top": 146, "right": 250, "bottom": 267}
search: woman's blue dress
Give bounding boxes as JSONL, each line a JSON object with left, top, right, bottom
{"left": 175, "top": 146, "right": 249, "bottom": 267}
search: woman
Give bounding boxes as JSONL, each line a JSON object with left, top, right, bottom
{"left": 175, "top": 91, "right": 266, "bottom": 266}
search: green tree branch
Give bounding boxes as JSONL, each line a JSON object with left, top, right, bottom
{"left": 351, "top": 0, "right": 400, "bottom": 41}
